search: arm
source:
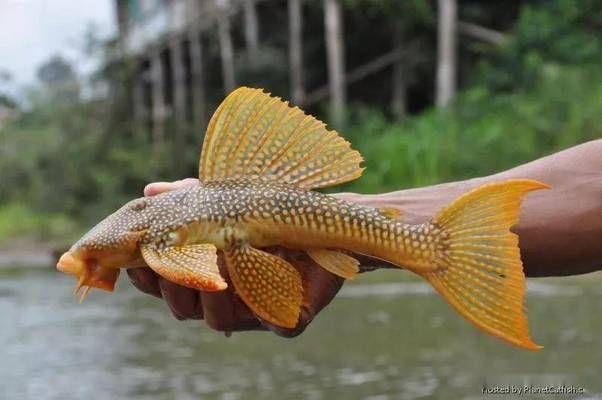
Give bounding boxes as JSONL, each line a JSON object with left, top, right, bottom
{"left": 339, "top": 139, "right": 602, "bottom": 277}
{"left": 129, "top": 140, "right": 602, "bottom": 334}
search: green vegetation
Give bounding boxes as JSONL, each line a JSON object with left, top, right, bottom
{"left": 345, "top": 65, "right": 602, "bottom": 193}
{"left": 0, "top": 0, "right": 600, "bottom": 244}
{"left": 0, "top": 203, "right": 76, "bottom": 244}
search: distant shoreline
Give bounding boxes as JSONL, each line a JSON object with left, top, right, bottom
{"left": 0, "top": 240, "right": 60, "bottom": 268}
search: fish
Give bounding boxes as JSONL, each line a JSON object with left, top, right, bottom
{"left": 57, "top": 87, "right": 549, "bottom": 350}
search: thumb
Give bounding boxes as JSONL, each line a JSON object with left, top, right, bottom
{"left": 144, "top": 178, "right": 199, "bottom": 197}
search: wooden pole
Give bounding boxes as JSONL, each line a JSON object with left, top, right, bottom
{"left": 150, "top": 48, "right": 165, "bottom": 144}
{"left": 391, "top": 24, "right": 407, "bottom": 119}
{"left": 216, "top": 0, "right": 236, "bottom": 93}
{"left": 132, "top": 60, "right": 146, "bottom": 140}
{"left": 243, "top": 0, "right": 260, "bottom": 64}
{"left": 324, "top": 0, "right": 345, "bottom": 129}
{"left": 189, "top": 28, "right": 206, "bottom": 131}
{"left": 436, "top": 0, "right": 457, "bottom": 107}
{"left": 288, "top": 0, "right": 304, "bottom": 104}
{"left": 170, "top": 36, "right": 186, "bottom": 170}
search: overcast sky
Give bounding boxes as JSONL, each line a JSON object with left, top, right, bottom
{"left": 0, "top": 0, "right": 116, "bottom": 89}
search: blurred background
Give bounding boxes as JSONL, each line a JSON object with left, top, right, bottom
{"left": 0, "top": 0, "right": 601, "bottom": 399}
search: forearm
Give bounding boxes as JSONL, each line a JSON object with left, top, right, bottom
{"left": 346, "top": 140, "right": 602, "bottom": 277}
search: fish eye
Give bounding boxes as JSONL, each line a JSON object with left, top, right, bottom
{"left": 129, "top": 199, "right": 147, "bottom": 212}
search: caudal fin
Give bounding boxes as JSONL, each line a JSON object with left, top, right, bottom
{"left": 420, "top": 179, "right": 549, "bottom": 350}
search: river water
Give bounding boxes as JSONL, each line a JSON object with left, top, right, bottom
{"left": 2, "top": 267, "right": 601, "bottom": 399}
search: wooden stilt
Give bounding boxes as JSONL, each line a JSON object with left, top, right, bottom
{"left": 324, "top": 0, "right": 345, "bottom": 129}
{"left": 189, "top": 28, "right": 206, "bottom": 131}
{"left": 216, "top": 0, "right": 236, "bottom": 93}
{"left": 150, "top": 48, "right": 165, "bottom": 145}
{"left": 288, "top": 0, "right": 304, "bottom": 105}
{"left": 436, "top": 0, "right": 457, "bottom": 107}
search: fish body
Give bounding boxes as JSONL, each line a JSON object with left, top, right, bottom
{"left": 138, "top": 180, "right": 435, "bottom": 269}
{"left": 58, "top": 87, "right": 548, "bottom": 350}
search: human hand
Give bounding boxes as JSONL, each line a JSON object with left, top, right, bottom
{"left": 127, "top": 179, "right": 345, "bottom": 337}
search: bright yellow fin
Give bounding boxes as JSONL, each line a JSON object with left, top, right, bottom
{"left": 224, "top": 244, "right": 303, "bottom": 328}
{"left": 306, "top": 249, "right": 359, "bottom": 279}
{"left": 141, "top": 243, "right": 227, "bottom": 291}
{"left": 378, "top": 207, "right": 403, "bottom": 219}
{"left": 199, "top": 87, "right": 364, "bottom": 189}
{"left": 421, "top": 179, "right": 549, "bottom": 350}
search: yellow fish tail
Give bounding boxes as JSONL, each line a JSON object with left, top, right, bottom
{"left": 419, "top": 179, "right": 549, "bottom": 350}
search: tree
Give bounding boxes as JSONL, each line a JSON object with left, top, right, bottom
{"left": 324, "top": 0, "right": 345, "bottom": 129}
{"left": 0, "top": 69, "right": 17, "bottom": 110}
{"left": 436, "top": 0, "right": 457, "bottom": 107}
{"left": 36, "top": 55, "right": 80, "bottom": 103}
{"left": 216, "top": 0, "right": 236, "bottom": 93}
{"left": 243, "top": 0, "right": 260, "bottom": 65}
{"left": 288, "top": 0, "right": 304, "bottom": 104}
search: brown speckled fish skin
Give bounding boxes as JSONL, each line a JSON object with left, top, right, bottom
{"left": 57, "top": 87, "right": 549, "bottom": 350}
{"left": 79, "top": 179, "right": 438, "bottom": 268}
{"left": 75, "top": 178, "right": 437, "bottom": 268}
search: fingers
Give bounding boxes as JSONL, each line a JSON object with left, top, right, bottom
{"left": 128, "top": 267, "right": 205, "bottom": 319}
{"left": 200, "top": 290, "right": 262, "bottom": 331}
{"left": 261, "top": 248, "right": 344, "bottom": 338}
{"left": 158, "top": 278, "right": 204, "bottom": 320}
{"left": 144, "top": 178, "right": 199, "bottom": 197}
{"left": 127, "top": 243, "right": 263, "bottom": 330}
{"left": 127, "top": 267, "right": 162, "bottom": 298}
{"left": 129, "top": 249, "right": 344, "bottom": 336}
{"left": 200, "top": 254, "right": 265, "bottom": 332}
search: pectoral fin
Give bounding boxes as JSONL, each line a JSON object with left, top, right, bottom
{"left": 224, "top": 244, "right": 303, "bottom": 328}
{"left": 306, "top": 249, "right": 359, "bottom": 279}
{"left": 140, "top": 243, "right": 227, "bottom": 291}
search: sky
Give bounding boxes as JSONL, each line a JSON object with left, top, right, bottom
{"left": 0, "top": 0, "right": 116, "bottom": 92}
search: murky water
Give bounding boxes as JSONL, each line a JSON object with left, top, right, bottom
{"left": 2, "top": 267, "right": 601, "bottom": 400}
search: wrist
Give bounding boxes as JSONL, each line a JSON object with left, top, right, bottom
{"left": 348, "top": 177, "right": 485, "bottom": 224}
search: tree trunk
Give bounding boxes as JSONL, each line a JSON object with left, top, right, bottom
{"left": 243, "top": 0, "right": 260, "bottom": 64}
{"left": 288, "top": 0, "right": 304, "bottom": 104}
{"left": 436, "top": 0, "right": 457, "bottom": 107}
{"left": 391, "top": 24, "right": 407, "bottom": 119}
{"left": 150, "top": 48, "right": 165, "bottom": 145}
{"left": 132, "top": 61, "right": 146, "bottom": 140}
{"left": 216, "top": 0, "right": 236, "bottom": 93}
{"left": 170, "top": 37, "right": 186, "bottom": 172}
{"left": 189, "top": 28, "right": 206, "bottom": 131}
{"left": 324, "top": 0, "right": 345, "bottom": 129}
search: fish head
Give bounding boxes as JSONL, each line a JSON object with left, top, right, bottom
{"left": 57, "top": 197, "right": 152, "bottom": 299}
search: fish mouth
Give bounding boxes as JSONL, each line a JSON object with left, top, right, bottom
{"left": 57, "top": 251, "right": 85, "bottom": 275}
{"left": 57, "top": 251, "right": 120, "bottom": 301}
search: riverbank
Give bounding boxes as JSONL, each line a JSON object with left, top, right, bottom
{"left": 0, "top": 239, "right": 59, "bottom": 268}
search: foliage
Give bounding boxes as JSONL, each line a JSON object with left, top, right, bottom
{"left": 343, "top": 65, "right": 602, "bottom": 193}
{"left": 476, "top": 0, "right": 602, "bottom": 91}
{"left": 0, "top": 203, "right": 77, "bottom": 243}
{"left": 0, "top": 0, "right": 600, "bottom": 243}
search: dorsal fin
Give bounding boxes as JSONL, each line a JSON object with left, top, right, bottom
{"left": 199, "top": 87, "right": 364, "bottom": 189}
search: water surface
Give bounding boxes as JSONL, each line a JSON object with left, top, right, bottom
{"left": 2, "top": 267, "right": 601, "bottom": 399}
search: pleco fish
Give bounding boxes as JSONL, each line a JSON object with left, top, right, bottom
{"left": 57, "top": 87, "right": 549, "bottom": 350}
